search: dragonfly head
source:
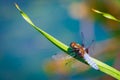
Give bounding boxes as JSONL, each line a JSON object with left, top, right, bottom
{"left": 70, "top": 42, "right": 82, "bottom": 49}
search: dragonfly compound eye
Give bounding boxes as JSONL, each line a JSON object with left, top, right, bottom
{"left": 70, "top": 42, "right": 77, "bottom": 48}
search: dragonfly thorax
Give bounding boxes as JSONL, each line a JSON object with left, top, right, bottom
{"left": 70, "top": 42, "right": 85, "bottom": 57}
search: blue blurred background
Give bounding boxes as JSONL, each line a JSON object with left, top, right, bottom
{"left": 1, "top": 0, "right": 120, "bottom": 80}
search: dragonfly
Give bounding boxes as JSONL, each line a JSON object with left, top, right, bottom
{"left": 52, "top": 32, "right": 99, "bottom": 70}
{"left": 70, "top": 42, "right": 99, "bottom": 70}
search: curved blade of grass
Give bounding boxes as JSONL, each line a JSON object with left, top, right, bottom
{"left": 92, "top": 9, "right": 120, "bottom": 22}
{"left": 15, "top": 4, "right": 120, "bottom": 79}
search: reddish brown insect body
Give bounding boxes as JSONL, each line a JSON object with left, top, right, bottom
{"left": 70, "top": 42, "right": 85, "bottom": 57}
{"left": 70, "top": 42, "right": 99, "bottom": 70}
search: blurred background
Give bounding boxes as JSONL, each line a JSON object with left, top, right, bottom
{"left": 0, "top": 0, "right": 120, "bottom": 80}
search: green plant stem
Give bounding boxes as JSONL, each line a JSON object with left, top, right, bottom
{"left": 15, "top": 3, "right": 120, "bottom": 80}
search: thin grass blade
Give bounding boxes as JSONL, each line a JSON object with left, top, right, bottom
{"left": 15, "top": 4, "right": 120, "bottom": 79}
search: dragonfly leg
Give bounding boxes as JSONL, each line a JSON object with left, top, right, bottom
{"left": 68, "top": 49, "right": 77, "bottom": 57}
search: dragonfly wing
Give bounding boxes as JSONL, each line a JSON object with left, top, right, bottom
{"left": 52, "top": 53, "right": 75, "bottom": 66}
{"left": 84, "top": 53, "right": 99, "bottom": 70}
{"left": 52, "top": 53, "right": 72, "bottom": 60}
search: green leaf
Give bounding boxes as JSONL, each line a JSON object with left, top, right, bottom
{"left": 15, "top": 4, "right": 120, "bottom": 79}
{"left": 92, "top": 9, "right": 120, "bottom": 22}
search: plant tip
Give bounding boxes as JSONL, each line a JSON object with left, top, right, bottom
{"left": 14, "top": 3, "right": 21, "bottom": 11}
{"left": 92, "top": 8, "right": 102, "bottom": 14}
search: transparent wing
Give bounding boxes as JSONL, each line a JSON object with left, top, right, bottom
{"left": 51, "top": 53, "right": 96, "bottom": 72}
{"left": 81, "top": 32, "right": 85, "bottom": 47}
{"left": 84, "top": 53, "right": 99, "bottom": 70}
{"left": 87, "top": 40, "right": 95, "bottom": 55}
{"left": 52, "top": 53, "right": 75, "bottom": 66}
{"left": 52, "top": 53, "right": 72, "bottom": 61}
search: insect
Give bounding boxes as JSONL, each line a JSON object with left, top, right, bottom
{"left": 70, "top": 42, "right": 99, "bottom": 70}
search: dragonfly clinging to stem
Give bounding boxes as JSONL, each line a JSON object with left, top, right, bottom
{"left": 70, "top": 42, "right": 99, "bottom": 70}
